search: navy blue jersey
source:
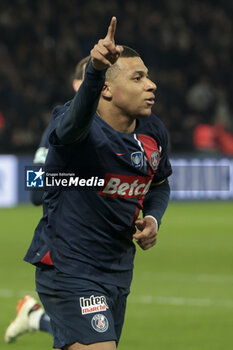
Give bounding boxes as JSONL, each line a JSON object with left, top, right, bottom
{"left": 25, "top": 63, "right": 172, "bottom": 288}
{"left": 33, "top": 109, "right": 63, "bottom": 164}
{"left": 30, "top": 110, "right": 63, "bottom": 205}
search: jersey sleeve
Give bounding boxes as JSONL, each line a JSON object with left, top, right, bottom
{"left": 33, "top": 126, "right": 50, "bottom": 164}
{"left": 52, "top": 62, "right": 106, "bottom": 145}
{"left": 31, "top": 113, "right": 62, "bottom": 205}
{"left": 152, "top": 117, "right": 172, "bottom": 184}
{"left": 142, "top": 179, "right": 170, "bottom": 227}
{"left": 143, "top": 115, "right": 172, "bottom": 227}
{"left": 30, "top": 127, "right": 50, "bottom": 206}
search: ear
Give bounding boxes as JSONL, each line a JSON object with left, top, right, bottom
{"left": 101, "top": 83, "right": 112, "bottom": 99}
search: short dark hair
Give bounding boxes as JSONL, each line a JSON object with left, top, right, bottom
{"left": 119, "top": 45, "right": 140, "bottom": 58}
{"left": 73, "top": 55, "right": 91, "bottom": 80}
{"left": 106, "top": 46, "right": 140, "bottom": 81}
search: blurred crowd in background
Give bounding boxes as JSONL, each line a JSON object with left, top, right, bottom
{"left": 0, "top": 0, "right": 233, "bottom": 155}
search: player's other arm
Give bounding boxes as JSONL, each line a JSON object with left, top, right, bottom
{"left": 143, "top": 179, "right": 170, "bottom": 228}
{"left": 30, "top": 126, "right": 50, "bottom": 206}
{"left": 134, "top": 120, "right": 172, "bottom": 250}
{"left": 30, "top": 173, "right": 45, "bottom": 206}
{"left": 56, "top": 17, "right": 123, "bottom": 144}
{"left": 30, "top": 165, "right": 46, "bottom": 205}
{"left": 142, "top": 118, "right": 172, "bottom": 229}
{"left": 133, "top": 180, "right": 170, "bottom": 250}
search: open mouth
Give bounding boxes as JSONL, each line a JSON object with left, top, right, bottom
{"left": 145, "top": 99, "right": 155, "bottom": 105}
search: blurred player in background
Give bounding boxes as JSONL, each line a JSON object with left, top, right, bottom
{"left": 31, "top": 55, "right": 90, "bottom": 205}
{"left": 24, "top": 17, "right": 172, "bottom": 350}
{"left": 4, "top": 56, "right": 90, "bottom": 344}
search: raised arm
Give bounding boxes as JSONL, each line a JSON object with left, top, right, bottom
{"left": 56, "top": 17, "right": 123, "bottom": 144}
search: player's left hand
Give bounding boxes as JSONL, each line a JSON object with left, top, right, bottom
{"left": 133, "top": 217, "right": 158, "bottom": 250}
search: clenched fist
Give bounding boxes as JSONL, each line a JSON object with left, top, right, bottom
{"left": 133, "top": 217, "right": 158, "bottom": 250}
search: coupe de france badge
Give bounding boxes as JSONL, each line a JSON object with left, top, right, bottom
{"left": 131, "top": 151, "right": 143, "bottom": 169}
{"left": 150, "top": 151, "right": 160, "bottom": 170}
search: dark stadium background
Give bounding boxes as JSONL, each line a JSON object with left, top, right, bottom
{"left": 0, "top": 0, "right": 232, "bottom": 155}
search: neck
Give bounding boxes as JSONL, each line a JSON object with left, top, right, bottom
{"left": 97, "top": 104, "right": 136, "bottom": 134}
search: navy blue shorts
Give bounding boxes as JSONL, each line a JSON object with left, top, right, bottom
{"left": 35, "top": 266, "right": 130, "bottom": 348}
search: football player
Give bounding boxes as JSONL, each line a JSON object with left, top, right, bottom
{"left": 4, "top": 57, "right": 90, "bottom": 344}
{"left": 24, "top": 17, "right": 172, "bottom": 350}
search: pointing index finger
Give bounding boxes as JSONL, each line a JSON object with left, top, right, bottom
{"left": 105, "top": 16, "right": 117, "bottom": 41}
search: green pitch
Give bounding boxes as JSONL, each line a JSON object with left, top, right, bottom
{"left": 0, "top": 201, "right": 232, "bottom": 349}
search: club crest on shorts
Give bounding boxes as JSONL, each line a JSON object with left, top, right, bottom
{"left": 131, "top": 151, "right": 143, "bottom": 169}
{"left": 91, "top": 314, "right": 109, "bottom": 333}
{"left": 150, "top": 151, "right": 160, "bottom": 170}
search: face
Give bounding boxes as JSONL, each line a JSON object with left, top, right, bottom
{"left": 107, "top": 57, "right": 157, "bottom": 118}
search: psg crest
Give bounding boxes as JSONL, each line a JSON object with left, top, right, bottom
{"left": 131, "top": 151, "right": 143, "bottom": 169}
{"left": 150, "top": 151, "right": 160, "bottom": 170}
{"left": 91, "top": 314, "right": 109, "bottom": 333}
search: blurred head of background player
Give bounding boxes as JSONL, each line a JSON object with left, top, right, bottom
{"left": 72, "top": 56, "right": 90, "bottom": 92}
